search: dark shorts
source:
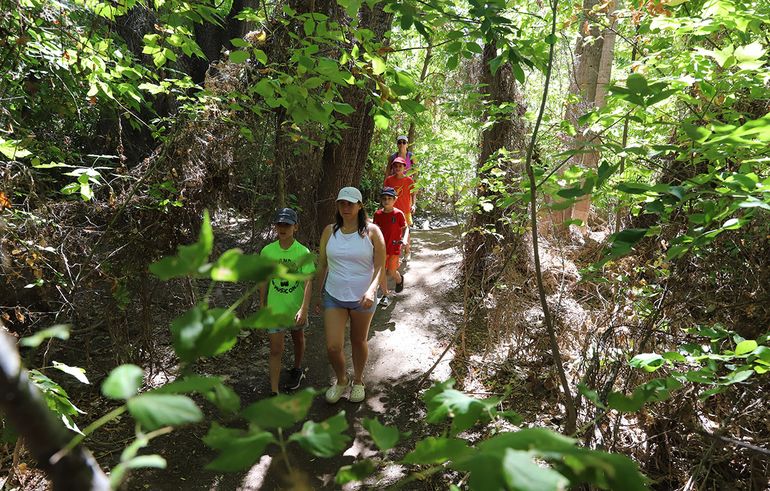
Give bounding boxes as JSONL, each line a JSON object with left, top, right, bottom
{"left": 323, "top": 290, "right": 376, "bottom": 313}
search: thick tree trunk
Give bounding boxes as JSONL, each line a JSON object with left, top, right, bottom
{"left": 314, "top": 3, "right": 394, "bottom": 234}
{"left": 189, "top": 0, "right": 248, "bottom": 83}
{"left": 0, "top": 332, "right": 109, "bottom": 490}
{"left": 555, "top": 0, "right": 616, "bottom": 228}
{"left": 464, "top": 41, "right": 529, "bottom": 285}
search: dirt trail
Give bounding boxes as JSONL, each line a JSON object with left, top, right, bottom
{"left": 136, "top": 225, "right": 463, "bottom": 490}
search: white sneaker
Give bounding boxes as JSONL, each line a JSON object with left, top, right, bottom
{"left": 325, "top": 380, "right": 349, "bottom": 403}
{"left": 379, "top": 296, "right": 390, "bottom": 307}
{"left": 350, "top": 384, "right": 366, "bottom": 403}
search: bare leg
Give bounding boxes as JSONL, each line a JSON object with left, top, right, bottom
{"left": 290, "top": 329, "right": 305, "bottom": 369}
{"left": 268, "top": 332, "right": 285, "bottom": 393}
{"left": 324, "top": 308, "right": 349, "bottom": 385}
{"left": 349, "top": 310, "right": 374, "bottom": 385}
{"left": 388, "top": 268, "right": 402, "bottom": 285}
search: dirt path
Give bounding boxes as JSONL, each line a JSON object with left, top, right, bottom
{"left": 135, "top": 225, "right": 463, "bottom": 490}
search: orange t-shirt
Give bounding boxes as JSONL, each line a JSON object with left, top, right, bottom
{"left": 383, "top": 174, "right": 414, "bottom": 215}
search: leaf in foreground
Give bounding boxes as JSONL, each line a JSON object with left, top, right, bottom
{"left": 127, "top": 393, "right": 202, "bottom": 431}
{"left": 288, "top": 411, "right": 350, "bottom": 458}
{"left": 204, "top": 423, "right": 276, "bottom": 472}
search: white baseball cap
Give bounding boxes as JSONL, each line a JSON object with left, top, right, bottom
{"left": 337, "top": 186, "right": 363, "bottom": 203}
{"left": 396, "top": 135, "right": 408, "bottom": 143}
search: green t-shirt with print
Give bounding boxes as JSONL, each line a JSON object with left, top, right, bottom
{"left": 260, "top": 239, "right": 316, "bottom": 316}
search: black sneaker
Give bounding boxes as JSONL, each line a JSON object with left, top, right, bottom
{"left": 283, "top": 367, "right": 305, "bottom": 391}
{"left": 395, "top": 274, "right": 404, "bottom": 293}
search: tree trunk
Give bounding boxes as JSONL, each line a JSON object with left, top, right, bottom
{"left": 314, "top": 3, "right": 394, "bottom": 234}
{"left": 464, "top": 41, "right": 529, "bottom": 285}
{"left": 0, "top": 332, "right": 109, "bottom": 491}
{"left": 555, "top": 0, "right": 617, "bottom": 228}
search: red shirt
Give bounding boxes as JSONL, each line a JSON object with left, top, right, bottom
{"left": 374, "top": 208, "right": 406, "bottom": 255}
{"left": 383, "top": 174, "right": 414, "bottom": 216}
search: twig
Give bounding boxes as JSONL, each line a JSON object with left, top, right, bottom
{"left": 522, "top": 0, "right": 577, "bottom": 434}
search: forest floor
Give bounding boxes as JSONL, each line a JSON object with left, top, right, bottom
{"left": 129, "top": 223, "right": 464, "bottom": 490}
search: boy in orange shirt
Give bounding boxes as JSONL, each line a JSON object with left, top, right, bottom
{"left": 383, "top": 157, "right": 416, "bottom": 227}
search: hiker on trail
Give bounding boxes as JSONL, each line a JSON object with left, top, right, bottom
{"left": 373, "top": 186, "right": 408, "bottom": 308}
{"left": 315, "top": 186, "right": 386, "bottom": 404}
{"left": 384, "top": 157, "right": 417, "bottom": 228}
{"left": 259, "top": 208, "right": 315, "bottom": 396}
{"left": 386, "top": 134, "right": 416, "bottom": 177}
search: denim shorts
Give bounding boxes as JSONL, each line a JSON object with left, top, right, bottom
{"left": 323, "top": 290, "right": 376, "bottom": 313}
{"left": 266, "top": 322, "right": 308, "bottom": 335}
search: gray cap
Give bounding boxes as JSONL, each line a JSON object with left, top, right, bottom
{"left": 396, "top": 135, "right": 408, "bottom": 143}
{"left": 274, "top": 208, "right": 298, "bottom": 224}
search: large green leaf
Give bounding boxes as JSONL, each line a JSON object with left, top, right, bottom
{"left": 335, "top": 459, "right": 377, "bottom": 485}
{"left": 170, "top": 305, "right": 241, "bottom": 362}
{"left": 629, "top": 353, "right": 666, "bottom": 372}
{"left": 423, "top": 378, "right": 500, "bottom": 435}
{"left": 288, "top": 411, "right": 350, "bottom": 457}
{"left": 102, "top": 364, "right": 143, "bottom": 400}
{"left": 456, "top": 448, "right": 569, "bottom": 491}
{"left": 127, "top": 393, "right": 202, "bottom": 430}
{"left": 20, "top": 324, "right": 71, "bottom": 348}
{"left": 362, "top": 418, "right": 403, "bottom": 451}
{"left": 155, "top": 375, "right": 240, "bottom": 414}
{"left": 242, "top": 389, "right": 315, "bottom": 429}
{"left": 204, "top": 423, "right": 276, "bottom": 471}
{"left": 210, "top": 248, "right": 281, "bottom": 282}
{"left": 402, "top": 437, "right": 472, "bottom": 464}
{"left": 149, "top": 211, "right": 213, "bottom": 280}
{"left": 478, "top": 428, "right": 577, "bottom": 455}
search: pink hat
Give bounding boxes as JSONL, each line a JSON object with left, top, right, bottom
{"left": 392, "top": 157, "right": 407, "bottom": 165}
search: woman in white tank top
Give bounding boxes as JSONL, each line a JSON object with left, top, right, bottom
{"left": 315, "top": 187, "right": 386, "bottom": 404}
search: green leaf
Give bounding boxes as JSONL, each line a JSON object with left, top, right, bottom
{"left": 391, "top": 71, "right": 417, "bottom": 96}
{"left": 626, "top": 74, "right": 649, "bottom": 95}
{"left": 253, "top": 49, "right": 268, "bottom": 64}
{"left": 683, "top": 123, "right": 711, "bottom": 142}
{"left": 210, "top": 249, "right": 281, "bottom": 282}
{"left": 170, "top": 305, "right": 241, "bottom": 362}
{"left": 458, "top": 448, "right": 568, "bottom": 491}
{"left": 335, "top": 459, "right": 377, "bottom": 485}
{"left": 399, "top": 98, "right": 425, "bottom": 116}
{"left": 229, "top": 50, "right": 249, "bottom": 63}
{"left": 241, "top": 307, "right": 295, "bottom": 330}
{"left": 478, "top": 428, "right": 577, "bottom": 454}
{"left": 289, "top": 411, "right": 351, "bottom": 457}
{"left": 720, "top": 367, "right": 753, "bottom": 385}
{"left": 242, "top": 389, "right": 315, "bottom": 429}
{"left": 52, "top": 361, "right": 89, "bottom": 384}
{"left": 735, "top": 340, "right": 758, "bottom": 355}
{"left": 102, "top": 364, "right": 143, "bottom": 400}
{"left": 127, "top": 394, "right": 202, "bottom": 430}
{"left": 402, "top": 437, "right": 472, "bottom": 464}
{"left": 19, "top": 324, "right": 70, "bottom": 348}
{"left": 613, "top": 228, "right": 648, "bottom": 245}
{"left": 155, "top": 375, "right": 240, "bottom": 414}
{"left": 204, "top": 423, "right": 276, "bottom": 471}
{"left": 734, "top": 42, "right": 765, "bottom": 62}
{"left": 423, "top": 379, "right": 499, "bottom": 435}
{"left": 362, "top": 418, "right": 402, "bottom": 451}
{"left": 149, "top": 211, "right": 213, "bottom": 280}
{"left": 371, "top": 56, "right": 386, "bottom": 75}
{"left": 0, "top": 137, "right": 32, "bottom": 159}
{"left": 629, "top": 353, "right": 666, "bottom": 372}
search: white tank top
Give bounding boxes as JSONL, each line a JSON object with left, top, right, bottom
{"left": 325, "top": 227, "right": 374, "bottom": 301}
